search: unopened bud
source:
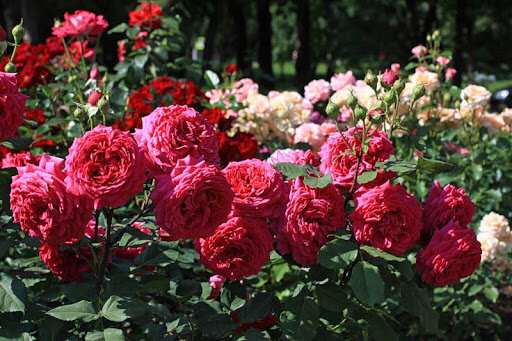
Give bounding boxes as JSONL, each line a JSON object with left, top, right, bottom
{"left": 364, "top": 70, "right": 378, "bottom": 90}
{"left": 393, "top": 79, "right": 405, "bottom": 94}
{"left": 0, "top": 41, "right": 7, "bottom": 56}
{"left": 347, "top": 92, "right": 358, "bottom": 109}
{"left": 383, "top": 89, "right": 396, "bottom": 106}
{"left": 412, "top": 85, "right": 426, "bottom": 102}
{"left": 354, "top": 105, "right": 367, "bottom": 120}
{"left": 326, "top": 100, "right": 340, "bottom": 120}
{"left": 12, "top": 19, "right": 24, "bottom": 44}
{"left": 4, "top": 62, "right": 16, "bottom": 73}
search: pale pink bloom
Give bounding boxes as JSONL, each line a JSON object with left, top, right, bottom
{"left": 330, "top": 71, "right": 356, "bottom": 91}
{"left": 233, "top": 78, "right": 258, "bottom": 103}
{"left": 208, "top": 275, "right": 226, "bottom": 299}
{"left": 294, "top": 123, "right": 323, "bottom": 151}
{"left": 412, "top": 45, "right": 427, "bottom": 57}
{"left": 304, "top": 79, "right": 331, "bottom": 104}
{"left": 445, "top": 68, "right": 457, "bottom": 80}
{"left": 437, "top": 56, "right": 451, "bottom": 66}
{"left": 391, "top": 63, "right": 400, "bottom": 74}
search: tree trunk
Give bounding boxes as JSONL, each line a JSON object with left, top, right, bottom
{"left": 228, "top": 0, "right": 249, "bottom": 71}
{"left": 204, "top": 1, "right": 220, "bottom": 63}
{"left": 422, "top": 0, "right": 438, "bottom": 39}
{"left": 453, "top": 0, "right": 466, "bottom": 85}
{"left": 257, "top": 0, "right": 274, "bottom": 86}
{"left": 405, "top": 0, "right": 420, "bottom": 44}
{"left": 295, "top": 0, "right": 311, "bottom": 89}
{"left": 1, "top": 0, "right": 19, "bottom": 40}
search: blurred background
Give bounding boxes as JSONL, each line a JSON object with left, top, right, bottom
{"left": 1, "top": 0, "right": 512, "bottom": 92}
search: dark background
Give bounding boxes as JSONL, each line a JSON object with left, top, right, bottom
{"left": 1, "top": 0, "right": 511, "bottom": 90}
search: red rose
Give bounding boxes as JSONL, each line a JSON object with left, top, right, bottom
{"left": 422, "top": 181, "right": 475, "bottom": 241}
{"left": 230, "top": 310, "right": 278, "bottom": 333}
{"left": 1, "top": 151, "right": 40, "bottom": 169}
{"left": 349, "top": 181, "right": 422, "bottom": 255}
{"left": 87, "top": 90, "right": 103, "bottom": 106}
{"left": 201, "top": 107, "right": 225, "bottom": 125}
{"left": 151, "top": 156, "right": 234, "bottom": 240}
{"left": 129, "top": 2, "right": 164, "bottom": 30}
{"left": 416, "top": 221, "right": 481, "bottom": 286}
{"left": 65, "top": 125, "right": 146, "bottom": 209}
{"left": 52, "top": 10, "right": 108, "bottom": 38}
{"left": 134, "top": 105, "right": 220, "bottom": 177}
{"left": 197, "top": 216, "right": 274, "bottom": 280}
{"left": 319, "top": 126, "right": 396, "bottom": 191}
{"left": 24, "top": 108, "right": 45, "bottom": 125}
{"left": 223, "top": 159, "right": 287, "bottom": 219}
{"left": 10, "top": 154, "right": 93, "bottom": 244}
{"left": 381, "top": 69, "right": 398, "bottom": 86}
{"left": 217, "top": 131, "right": 259, "bottom": 167}
{"left": 39, "top": 243, "right": 96, "bottom": 282}
{"left": 224, "top": 64, "right": 238, "bottom": 74}
{"left": 0, "top": 72, "right": 28, "bottom": 142}
{"left": 277, "top": 178, "right": 346, "bottom": 266}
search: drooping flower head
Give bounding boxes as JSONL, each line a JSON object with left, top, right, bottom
{"left": 197, "top": 216, "right": 274, "bottom": 280}
{"left": 223, "top": 159, "right": 287, "bottom": 219}
{"left": 349, "top": 181, "right": 422, "bottom": 255}
{"left": 10, "top": 154, "right": 93, "bottom": 244}
{"left": 134, "top": 105, "right": 220, "bottom": 177}
{"left": 0, "top": 72, "right": 28, "bottom": 142}
{"left": 151, "top": 156, "right": 234, "bottom": 240}
{"left": 65, "top": 125, "right": 146, "bottom": 210}
{"left": 277, "top": 178, "right": 346, "bottom": 266}
{"left": 416, "top": 221, "right": 481, "bottom": 286}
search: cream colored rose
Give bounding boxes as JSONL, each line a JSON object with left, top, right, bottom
{"left": 410, "top": 70, "right": 440, "bottom": 91}
{"left": 460, "top": 85, "right": 491, "bottom": 108}
{"left": 353, "top": 84, "right": 377, "bottom": 110}
{"left": 247, "top": 93, "right": 270, "bottom": 115}
{"left": 477, "top": 233, "right": 499, "bottom": 262}
{"left": 477, "top": 212, "right": 512, "bottom": 262}
{"left": 330, "top": 88, "right": 353, "bottom": 107}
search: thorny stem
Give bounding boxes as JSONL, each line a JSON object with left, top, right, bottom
{"left": 95, "top": 207, "right": 113, "bottom": 294}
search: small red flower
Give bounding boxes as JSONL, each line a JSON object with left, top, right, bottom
{"left": 224, "top": 64, "right": 238, "bottom": 74}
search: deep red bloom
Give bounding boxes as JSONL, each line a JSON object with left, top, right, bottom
{"left": 224, "top": 64, "right": 238, "bottom": 74}
{"left": 217, "top": 131, "right": 259, "bottom": 167}
{"left": 39, "top": 243, "right": 96, "bottom": 282}
{"left": 129, "top": 2, "right": 164, "bottom": 30}
{"left": 201, "top": 107, "right": 225, "bottom": 125}
{"left": 230, "top": 310, "right": 278, "bottom": 333}
{"left": 24, "top": 108, "right": 46, "bottom": 125}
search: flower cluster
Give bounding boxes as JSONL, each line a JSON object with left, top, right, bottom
{"left": 477, "top": 212, "right": 512, "bottom": 262}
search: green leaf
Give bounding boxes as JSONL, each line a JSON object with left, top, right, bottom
{"left": 317, "top": 238, "right": 358, "bottom": 270}
{"left": 108, "top": 23, "right": 128, "bottom": 34}
{"left": 375, "top": 159, "right": 417, "bottom": 174}
{"left": 0, "top": 274, "right": 27, "bottom": 313}
{"left": 204, "top": 70, "right": 220, "bottom": 88}
{"left": 134, "top": 242, "right": 179, "bottom": 266}
{"left": 483, "top": 286, "right": 499, "bottom": 303}
{"left": 349, "top": 261, "right": 384, "bottom": 307}
{"left": 234, "top": 329, "right": 271, "bottom": 340}
{"left": 357, "top": 170, "right": 378, "bottom": 184}
{"left": 303, "top": 174, "right": 332, "bottom": 188}
{"left": 134, "top": 55, "right": 148, "bottom": 69}
{"left": 193, "top": 302, "right": 236, "bottom": 337}
{"left": 118, "top": 225, "right": 153, "bottom": 247}
{"left": 85, "top": 328, "right": 125, "bottom": 341}
{"left": 0, "top": 138, "right": 33, "bottom": 150}
{"left": 47, "top": 300, "right": 99, "bottom": 322}
{"left": 360, "top": 245, "right": 405, "bottom": 262}
{"left": 237, "top": 292, "right": 273, "bottom": 324}
{"left": 400, "top": 282, "right": 439, "bottom": 333}
{"left": 101, "top": 295, "right": 145, "bottom": 322}
{"left": 176, "top": 280, "right": 202, "bottom": 298}
{"left": 417, "top": 156, "right": 452, "bottom": 173}
{"left": 281, "top": 286, "right": 318, "bottom": 341}
{"left": 316, "top": 282, "right": 345, "bottom": 312}
{"left": 126, "top": 26, "right": 140, "bottom": 39}
{"left": 274, "top": 162, "right": 308, "bottom": 180}
{"left": 367, "top": 312, "right": 399, "bottom": 341}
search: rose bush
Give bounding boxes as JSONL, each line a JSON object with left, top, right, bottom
{"left": 0, "top": 8, "right": 509, "bottom": 341}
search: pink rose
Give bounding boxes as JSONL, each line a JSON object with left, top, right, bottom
{"left": 267, "top": 149, "right": 320, "bottom": 167}
{"left": 412, "top": 45, "right": 427, "bottom": 57}
{"left": 293, "top": 123, "right": 323, "bottom": 151}
{"left": 1, "top": 151, "right": 40, "bottom": 169}
{"left": 87, "top": 90, "right": 103, "bottom": 106}
{"left": 381, "top": 69, "right": 398, "bottom": 86}
{"left": 233, "top": 78, "right": 258, "bottom": 103}
{"left": 391, "top": 63, "right": 400, "bottom": 74}
{"left": 151, "top": 156, "right": 234, "bottom": 239}
{"left": 445, "top": 68, "right": 457, "bottom": 80}
{"left": 422, "top": 181, "right": 475, "bottom": 240}
{"left": 319, "top": 122, "right": 337, "bottom": 138}
{"left": 134, "top": 105, "right": 220, "bottom": 178}
{"left": 89, "top": 67, "right": 100, "bottom": 80}
{"left": 197, "top": 216, "right": 274, "bottom": 280}
{"left": 330, "top": 71, "right": 356, "bottom": 91}
{"left": 416, "top": 221, "right": 481, "bottom": 286}
{"left": 349, "top": 181, "right": 422, "bottom": 255}
{"left": 0, "top": 72, "right": 28, "bottom": 142}
{"left": 52, "top": 10, "right": 108, "bottom": 38}
{"left": 319, "top": 126, "right": 396, "bottom": 191}
{"left": 437, "top": 56, "right": 451, "bottom": 66}
{"left": 223, "top": 159, "right": 287, "bottom": 219}
{"left": 277, "top": 178, "right": 346, "bottom": 266}
{"left": 208, "top": 275, "right": 226, "bottom": 299}
{"left": 65, "top": 125, "right": 146, "bottom": 209}
{"left": 304, "top": 79, "right": 331, "bottom": 104}
{"left": 10, "top": 154, "right": 93, "bottom": 244}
